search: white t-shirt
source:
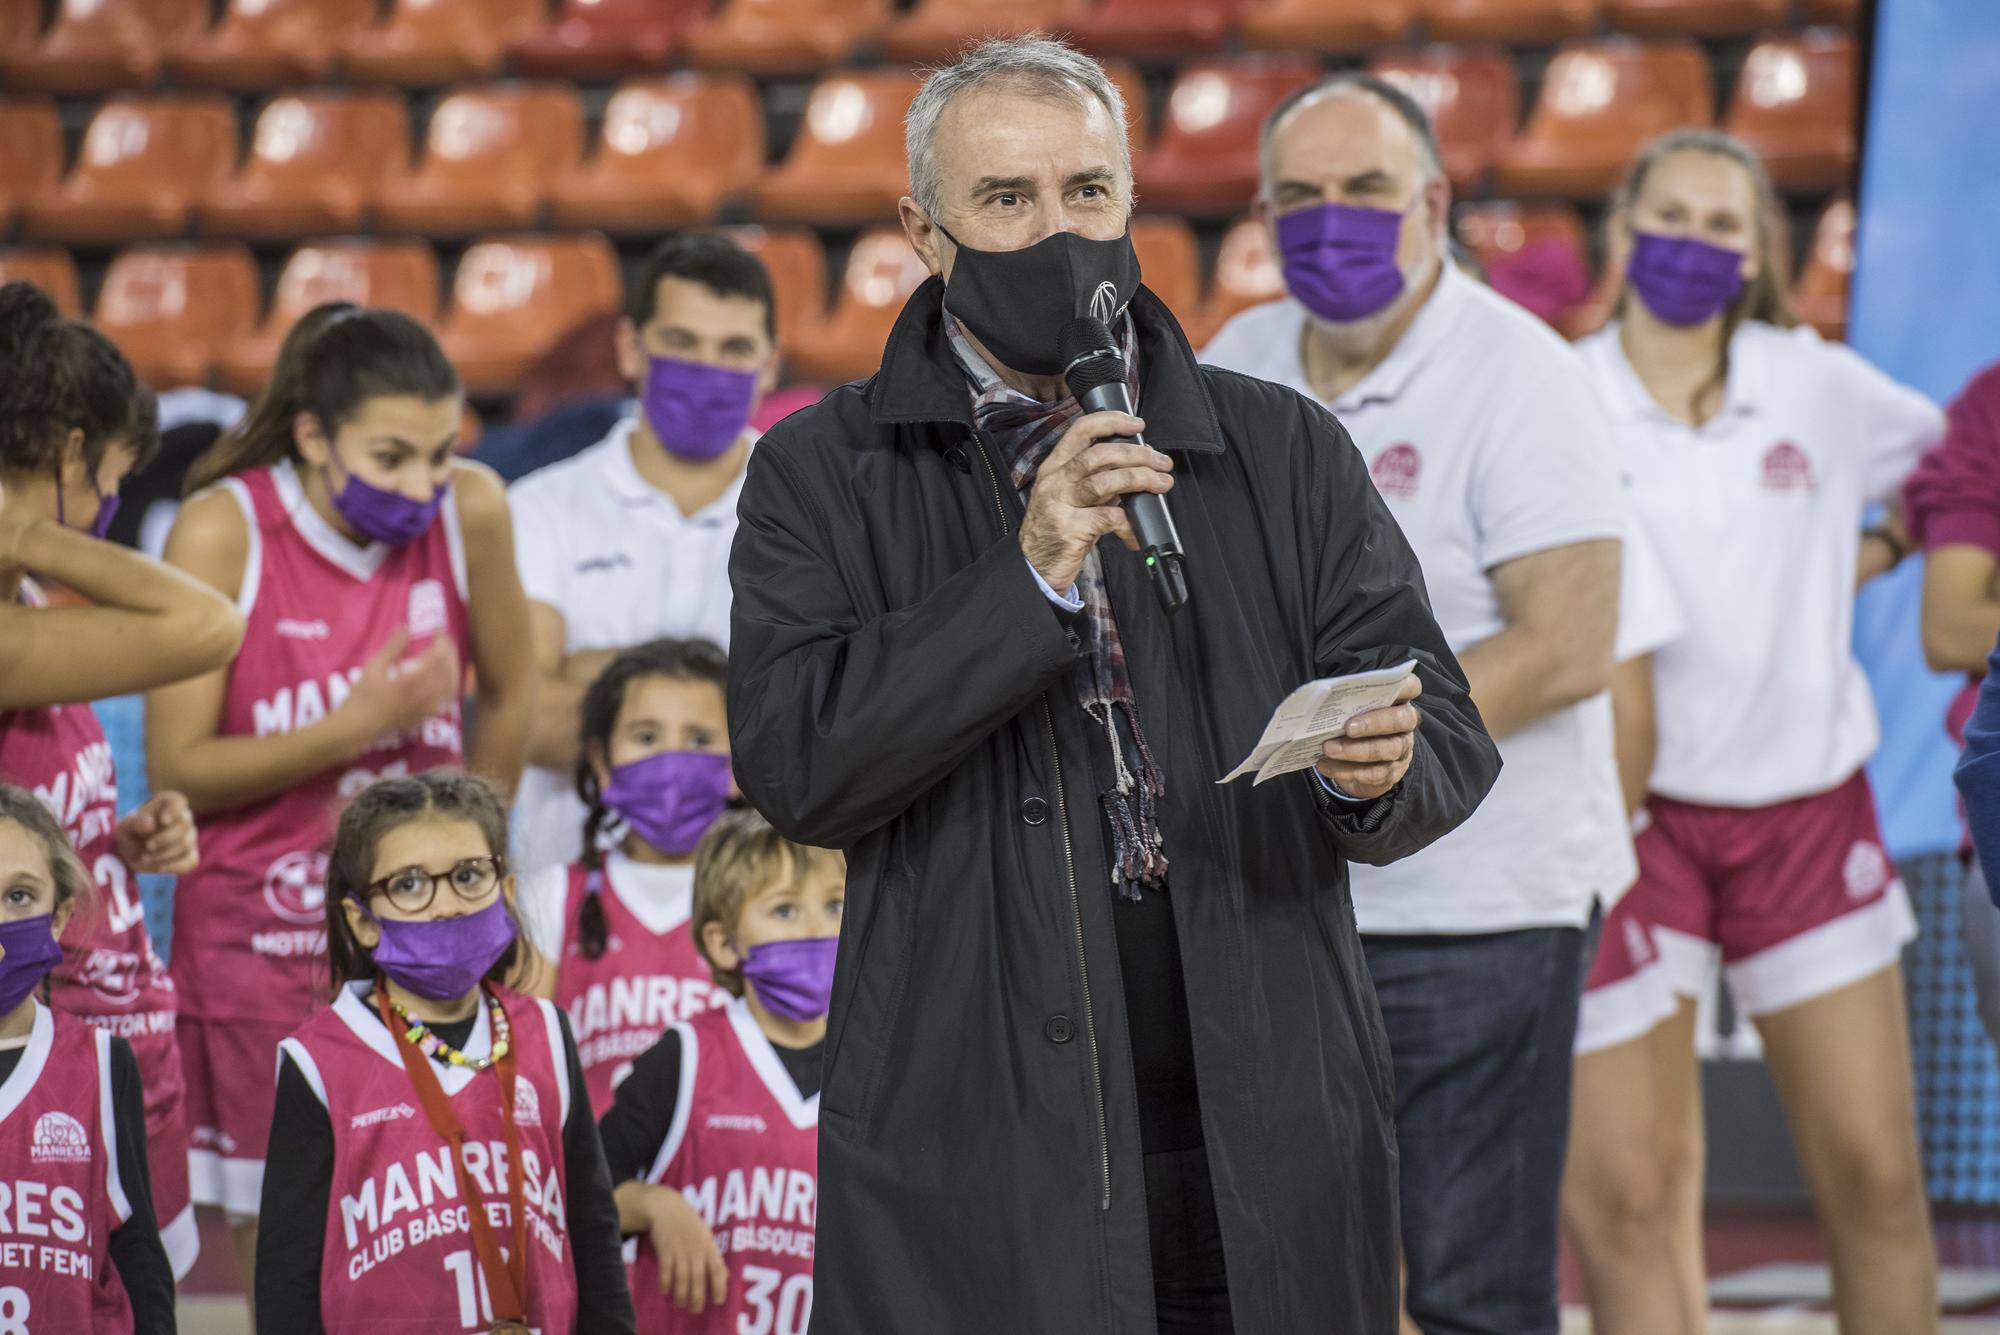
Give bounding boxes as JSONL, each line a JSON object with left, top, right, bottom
{"left": 1576, "top": 320, "right": 1944, "bottom": 807}
{"left": 508, "top": 416, "right": 748, "bottom": 872}
{"left": 519, "top": 849, "right": 698, "bottom": 962}
{"left": 1203, "top": 266, "right": 1633, "bottom": 933}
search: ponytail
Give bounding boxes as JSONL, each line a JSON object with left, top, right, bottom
{"left": 0, "top": 280, "right": 156, "bottom": 477}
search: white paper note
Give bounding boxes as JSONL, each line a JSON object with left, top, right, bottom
{"left": 1219, "top": 661, "right": 1418, "bottom": 786}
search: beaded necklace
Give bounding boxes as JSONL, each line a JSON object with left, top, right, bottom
{"left": 383, "top": 985, "right": 512, "bottom": 1071}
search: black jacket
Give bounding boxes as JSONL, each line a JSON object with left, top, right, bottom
{"left": 727, "top": 280, "right": 1500, "bottom": 1335}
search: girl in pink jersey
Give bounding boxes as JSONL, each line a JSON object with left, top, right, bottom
{"left": 0, "top": 280, "right": 247, "bottom": 1281}
{"left": 0, "top": 785, "right": 174, "bottom": 1333}
{"left": 598, "top": 810, "right": 842, "bottom": 1329}
{"left": 256, "top": 771, "right": 635, "bottom": 1333}
{"left": 146, "top": 305, "right": 536, "bottom": 1300}
{"left": 522, "top": 639, "right": 736, "bottom": 1114}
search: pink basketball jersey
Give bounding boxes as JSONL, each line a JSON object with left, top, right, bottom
{"left": 172, "top": 462, "right": 473, "bottom": 1023}
{"left": 631, "top": 999, "right": 819, "bottom": 1334}
{"left": 284, "top": 985, "right": 578, "bottom": 1334}
{"left": 553, "top": 863, "right": 728, "bottom": 1116}
{"left": 0, "top": 1005, "right": 138, "bottom": 1334}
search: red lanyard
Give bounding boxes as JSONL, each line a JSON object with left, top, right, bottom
{"left": 377, "top": 984, "right": 530, "bottom": 1331}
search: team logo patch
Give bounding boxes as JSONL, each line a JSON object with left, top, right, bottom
{"left": 31, "top": 1111, "right": 91, "bottom": 1165}
{"left": 705, "top": 1113, "right": 769, "bottom": 1134}
{"left": 1843, "top": 841, "right": 1890, "bottom": 901}
{"left": 351, "top": 1103, "right": 417, "bottom": 1131}
{"left": 408, "top": 579, "right": 448, "bottom": 639}
{"left": 72, "top": 946, "right": 142, "bottom": 1008}
{"left": 1370, "top": 443, "right": 1422, "bottom": 500}
{"left": 263, "top": 850, "right": 329, "bottom": 926}
{"left": 1760, "top": 441, "right": 1816, "bottom": 492}
{"left": 1088, "top": 280, "right": 1122, "bottom": 327}
{"left": 513, "top": 1078, "right": 541, "bottom": 1127}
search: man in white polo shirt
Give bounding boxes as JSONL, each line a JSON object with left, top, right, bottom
{"left": 509, "top": 233, "right": 777, "bottom": 873}
{"left": 1202, "top": 75, "right": 1627, "bottom": 1335}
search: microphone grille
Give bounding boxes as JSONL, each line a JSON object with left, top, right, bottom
{"left": 1058, "top": 317, "right": 1124, "bottom": 396}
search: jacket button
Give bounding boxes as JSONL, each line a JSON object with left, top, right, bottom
{"left": 1064, "top": 628, "right": 1082, "bottom": 652}
{"left": 1020, "top": 796, "right": 1049, "bottom": 826}
{"left": 1045, "top": 1015, "right": 1075, "bottom": 1044}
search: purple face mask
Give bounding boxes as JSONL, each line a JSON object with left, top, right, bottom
{"left": 1626, "top": 231, "right": 1745, "bottom": 327}
{"left": 0, "top": 914, "right": 64, "bottom": 1015}
{"left": 603, "top": 750, "right": 733, "bottom": 857}
{"left": 54, "top": 466, "right": 120, "bottom": 541}
{"left": 741, "top": 937, "right": 839, "bottom": 1022}
{"left": 325, "top": 461, "right": 448, "bottom": 547}
{"left": 1276, "top": 202, "right": 1409, "bottom": 323}
{"left": 367, "top": 896, "right": 518, "bottom": 1002}
{"left": 643, "top": 356, "right": 758, "bottom": 462}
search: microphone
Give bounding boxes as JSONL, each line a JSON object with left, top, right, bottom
{"left": 1057, "top": 317, "right": 1190, "bottom": 614}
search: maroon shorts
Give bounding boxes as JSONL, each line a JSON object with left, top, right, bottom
{"left": 180, "top": 1014, "right": 293, "bottom": 1219}
{"left": 1576, "top": 875, "right": 1678, "bottom": 1055}
{"left": 1631, "top": 770, "right": 1915, "bottom": 1017}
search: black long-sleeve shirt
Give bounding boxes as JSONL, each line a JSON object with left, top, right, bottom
{"left": 0, "top": 1034, "right": 175, "bottom": 1333}
{"left": 255, "top": 1001, "right": 637, "bottom": 1334}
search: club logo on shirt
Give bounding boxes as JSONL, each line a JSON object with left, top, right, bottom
{"left": 350, "top": 1103, "right": 418, "bottom": 1131}
{"left": 1369, "top": 443, "right": 1422, "bottom": 501}
{"left": 30, "top": 1112, "right": 91, "bottom": 1165}
{"left": 275, "top": 618, "right": 332, "bottom": 641}
{"left": 705, "top": 1112, "right": 769, "bottom": 1134}
{"left": 513, "top": 1077, "right": 541, "bottom": 1128}
{"left": 263, "top": 850, "right": 329, "bottom": 926}
{"left": 407, "top": 579, "right": 448, "bottom": 640}
{"left": 1843, "top": 840, "right": 1890, "bottom": 901}
{"left": 1760, "top": 441, "right": 1816, "bottom": 492}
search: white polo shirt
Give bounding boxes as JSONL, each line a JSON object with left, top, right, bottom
{"left": 1576, "top": 320, "right": 1943, "bottom": 808}
{"left": 508, "top": 415, "right": 748, "bottom": 873}
{"left": 1203, "top": 264, "right": 1632, "bottom": 933}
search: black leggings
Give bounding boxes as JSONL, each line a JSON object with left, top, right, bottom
{"left": 1144, "top": 1144, "right": 1234, "bottom": 1334}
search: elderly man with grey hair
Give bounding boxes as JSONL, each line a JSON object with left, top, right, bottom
{"left": 727, "top": 37, "right": 1498, "bottom": 1333}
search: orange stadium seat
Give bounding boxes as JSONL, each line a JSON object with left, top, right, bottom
{"left": 0, "top": 1, "right": 39, "bottom": 58}
{"left": 200, "top": 93, "right": 409, "bottom": 240}
{"left": 507, "top": 0, "right": 705, "bottom": 81}
{"left": 22, "top": 96, "right": 236, "bottom": 244}
{"left": 1240, "top": 0, "right": 1413, "bottom": 52}
{"left": 438, "top": 234, "right": 623, "bottom": 394}
{"left": 1136, "top": 55, "right": 1321, "bottom": 213}
{"left": 1724, "top": 31, "right": 1858, "bottom": 190}
{"left": 554, "top": 75, "right": 765, "bottom": 231}
{"left": 1416, "top": 0, "right": 1596, "bottom": 44}
{"left": 1371, "top": 46, "right": 1519, "bottom": 193}
{"left": 1070, "top": 0, "right": 1243, "bottom": 58}
{"left": 1454, "top": 201, "right": 1592, "bottom": 327}
{"left": 0, "top": 100, "right": 62, "bottom": 234}
{"left": 1189, "top": 215, "right": 1284, "bottom": 348}
{"left": 341, "top": 0, "right": 545, "bottom": 87}
{"left": 170, "top": 0, "right": 356, "bottom": 91}
{"left": 377, "top": 85, "right": 584, "bottom": 237}
{"left": 1801, "top": 0, "right": 1857, "bottom": 26}
{"left": 1793, "top": 194, "right": 1852, "bottom": 340}
{"left": 789, "top": 226, "right": 931, "bottom": 383}
{"left": 93, "top": 244, "right": 259, "bottom": 390}
{"left": 686, "top": 0, "right": 890, "bottom": 76}
{"left": 1102, "top": 58, "right": 1152, "bottom": 149}
{"left": 1603, "top": 0, "right": 1784, "bottom": 36}
{"left": 0, "top": 249, "right": 83, "bottom": 316}
{"left": 883, "top": 0, "right": 1089, "bottom": 64}
{"left": 1494, "top": 38, "right": 1712, "bottom": 197}
{"left": 0, "top": 0, "right": 208, "bottom": 93}
{"left": 754, "top": 69, "right": 923, "bottom": 225}
{"left": 722, "top": 225, "right": 830, "bottom": 355}
{"left": 1130, "top": 215, "right": 1201, "bottom": 329}
{"left": 218, "top": 240, "right": 443, "bottom": 394}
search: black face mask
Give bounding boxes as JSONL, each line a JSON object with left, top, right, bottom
{"left": 938, "top": 224, "right": 1143, "bottom": 377}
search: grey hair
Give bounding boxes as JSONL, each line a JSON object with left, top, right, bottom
{"left": 1258, "top": 72, "right": 1444, "bottom": 194}
{"left": 905, "top": 34, "right": 1132, "bottom": 222}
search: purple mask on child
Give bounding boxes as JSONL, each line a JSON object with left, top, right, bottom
{"left": 0, "top": 914, "right": 63, "bottom": 1015}
{"left": 1626, "top": 232, "right": 1745, "bottom": 327}
{"left": 642, "top": 356, "right": 758, "bottom": 462}
{"left": 54, "top": 466, "right": 120, "bottom": 542}
{"left": 603, "top": 751, "right": 733, "bottom": 857}
{"left": 326, "top": 464, "right": 448, "bottom": 547}
{"left": 367, "top": 896, "right": 517, "bottom": 1002}
{"left": 1276, "top": 202, "right": 1409, "bottom": 323}
{"left": 741, "top": 937, "right": 839, "bottom": 1022}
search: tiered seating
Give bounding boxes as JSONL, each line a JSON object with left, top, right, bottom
{"left": 1239, "top": 0, "right": 1413, "bottom": 52}
{"left": 685, "top": 0, "right": 890, "bottom": 77}
{"left": 0, "top": 250, "right": 83, "bottom": 315}
{"left": 1417, "top": 0, "right": 1597, "bottom": 43}
{"left": 1137, "top": 55, "right": 1321, "bottom": 212}
{"left": 378, "top": 86, "right": 585, "bottom": 237}
{"left": 1800, "top": 0, "right": 1857, "bottom": 25}
{"left": 507, "top": 0, "right": 705, "bottom": 81}
{"left": 0, "top": 101, "right": 62, "bottom": 234}
{"left": 1189, "top": 215, "right": 1283, "bottom": 347}
{"left": 1104, "top": 58, "right": 1152, "bottom": 148}
{"left": 1130, "top": 216, "right": 1201, "bottom": 328}
{"left": 723, "top": 226, "right": 831, "bottom": 355}
{"left": 1793, "top": 193, "right": 1852, "bottom": 340}
{"left": 789, "top": 226, "right": 930, "bottom": 383}
{"left": 755, "top": 70, "right": 922, "bottom": 225}
{"left": 884, "top": 0, "right": 1089, "bottom": 64}
{"left": 1494, "top": 39, "right": 1712, "bottom": 197}
{"left": 1070, "top": 0, "right": 1244, "bottom": 58}
{"left": 219, "top": 240, "right": 443, "bottom": 394}
{"left": 23, "top": 96, "right": 237, "bottom": 244}
{"left": 1455, "top": 201, "right": 1593, "bottom": 328}
{"left": 170, "top": 0, "right": 356, "bottom": 91}
{"left": 93, "top": 245, "right": 260, "bottom": 389}
{"left": 341, "top": 0, "right": 546, "bottom": 87}
{"left": 1724, "top": 30, "right": 1857, "bottom": 189}
{"left": 1606, "top": 0, "right": 1786, "bottom": 35}
{"left": 1371, "top": 46, "right": 1519, "bottom": 193}
{"left": 0, "top": 0, "right": 208, "bottom": 93}
{"left": 438, "top": 234, "right": 623, "bottom": 394}
{"left": 554, "top": 75, "right": 765, "bottom": 231}
{"left": 200, "top": 93, "right": 409, "bottom": 239}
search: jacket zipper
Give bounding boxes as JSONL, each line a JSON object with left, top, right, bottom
{"left": 971, "top": 431, "right": 1113, "bottom": 1212}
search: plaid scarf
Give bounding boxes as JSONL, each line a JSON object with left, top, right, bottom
{"left": 946, "top": 315, "right": 1168, "bottom": 898}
